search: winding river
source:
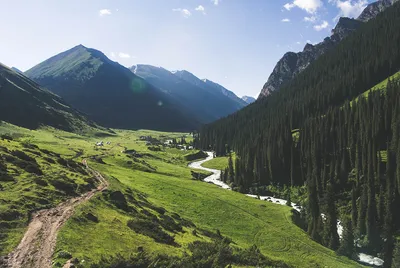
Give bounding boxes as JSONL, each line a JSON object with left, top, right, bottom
{"left": 189, "top": 152, "right": 384, "bottom": 267}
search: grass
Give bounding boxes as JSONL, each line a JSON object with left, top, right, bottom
{"left": 289, "top": 72, "right": 400, "bottom": 147}
{"left": 292, "top": 129, "right": 300, "bottom": 143}
{"left": 0, "top": 122, "right": 364, "bottom": 267}
{"left": 349, "top": 71, "right": 400, "bottom": 106}
{"left": 378, "top": 150, "right": 387, "bottom": 163}
{"left": 202, "top": 153, "right": 235, "bottom": 170}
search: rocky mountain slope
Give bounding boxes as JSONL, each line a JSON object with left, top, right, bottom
{"left": 174, "top": 70, "right": 247, "bottom": 108}
{"left": 25, "top": 45, "right": 197, "bottom": 131}
{"left": 0, "top": 63, "right": 95, "bottom": 131}
{"left": 258, "top": 0, "right": 399, "bottom": 98}
{"left": 241, "top": 96, "right": 256, "bottom": 104}
{"left": 133, "top": 65, "right": 246, "bottom": 123}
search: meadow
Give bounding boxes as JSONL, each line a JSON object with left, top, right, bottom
{"left": 0, "top": 122, "right": 363, "bottom": 267}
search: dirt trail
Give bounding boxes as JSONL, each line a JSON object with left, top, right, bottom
{"left": 3, "top": 160, "right": 108, "bottom": 268}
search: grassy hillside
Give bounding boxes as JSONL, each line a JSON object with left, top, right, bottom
{"left": 0, "top": 124, "right": 363, "bottom": 267}
{"left": 350, "top": 70, "right": 400, "bottom": 105}
{"left": 0, "top": 63, "right": 97, "bottom": 133}
{"left": 201, "top": 153, "right": 235, "bottom": 170}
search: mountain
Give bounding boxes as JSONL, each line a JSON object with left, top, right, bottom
{"left": 358, "top": 0, "right": 399, "bottom": 21}
{"left": 25, "top": 45, "right": 196, "bottom": 131}
{"left": 200, "top": 2, "right": 400, "bottom": 261}
{"left": 0, "top": 63, "right": 95, "bottom": 131}
{"left": 258, "top": 0, "right": 398, "bottom": 98}
{"left": 11, "top": 67, "right": 23, "bottom": 74}
{"left": 133, "top": 65, "right": 246, "bottom": 123}
{"left": 202, "top": 78, "right": 247, "bottom": 108}
{"left": 173, "top": 70, "right": 247, "bottom": 108}
{"left": 241, "top": 96, "right": 255, "bottom": 104}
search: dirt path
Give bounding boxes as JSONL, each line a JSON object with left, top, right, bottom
{"left": 3, "top": 160, "right": 108, "bottom": 268}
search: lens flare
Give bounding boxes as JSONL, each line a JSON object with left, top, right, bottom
{"left": 130, "top": 77, "right": 146, "bottom": 93}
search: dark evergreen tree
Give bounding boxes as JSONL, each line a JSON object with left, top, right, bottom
{"left": 228, "top": 154, "right": 234, "bottom": 183}
{"left": 337, "top": 220, "right": 356, "bottom": 259}
{"left": 323, "top": 181, "right": 340, "bottom": 250}
{"left": 393, "top": 241, "right": 400, "bottom": 268}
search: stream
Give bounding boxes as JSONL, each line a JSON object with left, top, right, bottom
{"left": 189, "top": 152, "right": 384, "bottom": 267}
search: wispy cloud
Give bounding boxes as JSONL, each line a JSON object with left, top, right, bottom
{"left": 195, "top": 5, "right": 206, "bottom": 15}
{"left": 99, "top": 9, "right": 111, "bottom": 16}
{"left": 313, "top": 20, "right": 329, "bottom": 31}
{"left": 304, "top": 16, "right": 317, "bottom": 22}
{"left": 329, "top": 0, "right": 368, "bottom": 20}
{"left": 172, "top": 8, "right": 192, "bottom": 18}
{"left": 118, "top": 52, "right": 131, "bottom": 59}
{"left": 283, "top": 0, "right": 323, "bottom": 14}
{"left": 281, "top": 18, "right": 291, "bottom": 22}
{"left": 212, "top": 0, "right": 220, "bottom": 6}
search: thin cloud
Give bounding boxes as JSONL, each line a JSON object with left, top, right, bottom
{"left": 281, "top": 18, "right": 291, "bottom": 22}
{"left": 304, "top": 16, "right": 317, "bottom": 22}
{"left": 99, "top": 9, "right": 111, "bottom": 16}
{"left": 195, "top": 5, "right": 206, "bottom": 15}
{"left": 212, "top": 0, "right": 220, "bottom": 6}
{"left": 283, "top": 0, "right": 323, "bottom": 14}
{"left": 172, "top": 8, "right": 192, "bottom": 18}
{"left": 329, "top": 0, "right": 368, "bottom": 20}
{"left": 313, "top": 20, "right": 329, "bottom": 31}
{"left": 118, "top": 52, "right": 131, "bottom": 59}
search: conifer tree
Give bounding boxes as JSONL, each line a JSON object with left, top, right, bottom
{"left": 351, "top": 185, "right": 358, "bottom": 229}
{"left": 323, "top": 181, "right": 340, "bottom": 250}
{"left": 337, "top": 219, "right": 355, "bottom": 259}
{"left": 228, "top": 154, "right": 234, "bottom": 183}
{"left": 393, "top": 241, "right": 400, "bottom": 268}
{"left": 286, "top": 189, "right": 292, "bottom": 207}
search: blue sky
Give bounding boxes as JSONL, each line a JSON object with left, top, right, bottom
{"left": 0, "top": 0, "right": 372, "bottom": 98}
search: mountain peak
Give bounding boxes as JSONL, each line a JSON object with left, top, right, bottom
{"left": 357, "top": 0, "right": 399, "bottom": 22}
{"left": 259, "top": 0, "right": 398, "bottom": 99}
{"left": 303, "top": 43, "right": 314, "bottom": 52}
{"left": 25, "top": 45, "right": 113, "bottom": 80}
{"left": 241, "top": 96, "right": 256, "bottom": 104}
{"left": 331, "top": 17, "right": 363, "bottom": 39}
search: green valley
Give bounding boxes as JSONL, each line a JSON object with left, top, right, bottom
{"left": 0, "top": 122, "right": 362, "bottom": 267}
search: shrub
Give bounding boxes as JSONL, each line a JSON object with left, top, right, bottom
{"left": 127, "top": 218, "right": 176, "bottom": 246}
{"left": 10, "top": 150, "right": 36, "bottom": 163}
{"left": 34, "top": 177, "right": 48, "bottom": 186}
{"left": 50, "top": 177, "right": 77, "bottom": 195}
{"left": 0, "top": 134, "right": 13, "bottom": 141}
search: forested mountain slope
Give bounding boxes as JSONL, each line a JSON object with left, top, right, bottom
{"left": 25, "top": 45, "right": 196, "bottom": 131}
{"left": 199, "top": 2, "right": 400, "bottom": 264}
{"left": 0, "top": 63, "right": 95, "bottom": 132}
{"left": 259, "top": 0, "right": 399, "bottom": 98}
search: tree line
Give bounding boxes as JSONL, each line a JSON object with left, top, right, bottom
{"left": 198, "top": 2, "right": 400, "bottom": 266}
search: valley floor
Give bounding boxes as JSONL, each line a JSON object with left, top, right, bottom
{"left": 0, "top": 124, "right": 363, "bottom": 267}
{"left": 194, "top": 153, "right": 384, "bottom": 267}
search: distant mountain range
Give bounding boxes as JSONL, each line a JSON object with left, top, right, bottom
{"left": 0, "top": 63, "right": 95, "bottom": 132}
{"left": 241, "top": 96, "right": 255, "bottom": 104}
{"left": 20, "top": 45, "right": 247, "bottom": 131}
{"left": 132, "top": 65, "right": 246, "bottom": 123}
{"left": 25, "top": 45, "right": 197, "bottom": 131}
{"left": 258, "top": 0, "right": 399, "bottom": 98}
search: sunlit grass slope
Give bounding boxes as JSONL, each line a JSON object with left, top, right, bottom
{"left": 0, "top": 122, "right": 363, "bottom": 267}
